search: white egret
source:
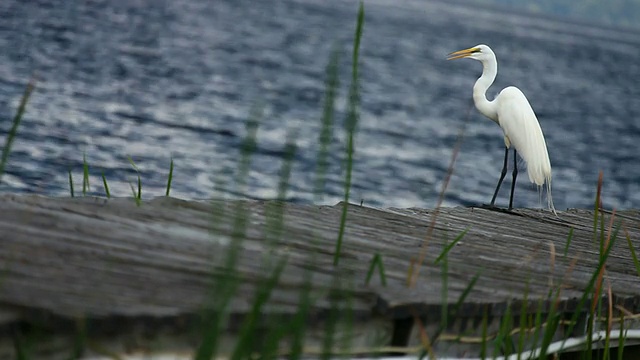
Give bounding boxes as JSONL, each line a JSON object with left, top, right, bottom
{"left": 447, "top": 44, "right": 556, "bottom": 214}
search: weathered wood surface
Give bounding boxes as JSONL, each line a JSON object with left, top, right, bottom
{"left": 0, "top": 194, "right": 639, "bottom": 358}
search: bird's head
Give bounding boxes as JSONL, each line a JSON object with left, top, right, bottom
{"left": 447, "top": 44, "right": 494, "bottom": 62}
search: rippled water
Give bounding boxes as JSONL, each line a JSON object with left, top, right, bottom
{"left": 1, "top": 0, "right": 639, "bottom": 210}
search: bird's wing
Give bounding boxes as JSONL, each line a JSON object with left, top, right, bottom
{"left": 496, "top": 86, "right": 551, "bottom": 186}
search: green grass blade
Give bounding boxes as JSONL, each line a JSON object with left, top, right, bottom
{"left": 365, "top": 252, "right": 387, "bottom": 286}
{"left": 195, "top": 113, "right": 260, "bottom": 360}
{"left": 165, "top": 156, "right": 174, "bottom": 197}
{"left": 530, "top": 299, "right": 544, "bottom": 355}
{"left": 230, "top": 257, "right": 288, "bottom": 360}
{"left": 260, "top": 313, "right": 290, "bottom": 359}
{"left": 320, "top": 309, "right": 337, "bottom": 359}
{"left": 314, "top": 48, "right": 340, "bottom": 201}
{"left": 563, "top": 227, "right": 574, "bottom": 257}
{"left": 561, "top": 229, "right": 618, "bottom": 352}
{"left": 435, "top": 228, "right": 468, "bottom": 264}
{"left": 321, "top": 277, "right": 344, "bottom": 359}
{"left": 537, "top": 310, "right": 561, "bottom": 359}
{"left": 493, "top": 303, "right": 513, "bottom": 358}
{"left": 453, "top": 273, "right": 480, "bottom": 312}
{"left": 194, "top": 312, "right": 223, "bottom": 360}
{"left": 264, "top": 131, "right": 297, "bottom": 242}
{"left": 593, "top": 174, "right": 602, "bottom": 243}
{"left": 480, "top": 308, "right": 488, "bottom": 359}
{"left": 126, "top": 156, "right": 142, "bottom": 200}
{"left": 625, "top": 230, "right": 640, "bottom": 277}
{"left": 609, "top": 223, "right": 621, "bottom": 249}
{"left": 288, "top": 272, "right": 315, "bottom": 360}
{"left": 599, "top": 208, "right": 606, "bottom": 255}
{"left": 338, "top": 278, "right": 355, "bottom": 354}
{"left": 12, "top": 321, "right": 44, "bottom": 360}
{"left": 586, "top": 317, "right": 594, "bottom": 360}
{"left": 441, "top": 234, "right": 449, "bottom": 333}
{"left": 603, "top": 310, "right": 612, "bottom": 360}
{"left": 68, "top": 317, "right": 87, "bottom": 360}
{"left": 195, "top": 208, "right": 245, "bottom": 360}
{"left": 533, "top": 287, "right": 563, "bottom": 359}
{"left": 334, "top": 1, "right": 364, "bottom": 266}
{"left": 101, "top": 172, "right": 110, "bottom": 198}
{"left": 129, "top": 183, "right": 140, "bottom": 206}
{"left": 195, "top": 216, "right": 242, "bottom": 360}
{"left": 516, "top": 282, "right": 530, "bottom": 360}
{"left": 68, "top": 170, "right": 75, "bottom": 198}
{"left": 617, "top": 313, "right": 625, "bottom": 360}
{"left": 376, "top": 254, "right": 387, "bottom": 286}
{"left": 0, "top": 79, "right": 35, "bottom": 182}
{"left": 428, "top": 272, "right": 480, "bottom": 349}
{"left": 82, "top": 152, "right": 89, "bottom": 196}
{"left": 277, "top": 132, "right": 297, "bottom": 200}
{"left": 209, "top": 167, "right": 230, "bottom": 227}
{"left": 235, "top": 107, "right": 260, "bottom": 194}
{"left": 127, "top": 155, "right": 139, "bottom": 172}
{"left": 14, "top": 333, "right": 29, "bottom": 360}
{"left": 348, "top": 3, "right": 364, "bottom": 107}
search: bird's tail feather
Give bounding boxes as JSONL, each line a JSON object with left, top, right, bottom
{"left": 545, "top": 174, "right": 557, "bottom": 216}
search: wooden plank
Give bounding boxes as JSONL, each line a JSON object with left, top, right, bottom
{"left": 0, "top": 194, "right": 638, "bottom": 358}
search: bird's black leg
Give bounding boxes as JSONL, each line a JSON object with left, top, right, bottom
{"left": 489, "top": 147, "right": 509, "bottom": 207}
{"left": 508, "top": 149, "right": 518, "bottom": 210}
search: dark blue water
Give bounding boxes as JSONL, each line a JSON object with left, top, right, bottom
{"left": 1, "top": 0, "right": 639, "bottom": 210}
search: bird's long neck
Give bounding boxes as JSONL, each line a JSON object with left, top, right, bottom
{"left": 473, "top": 58, "right": 499, "bottom": 122}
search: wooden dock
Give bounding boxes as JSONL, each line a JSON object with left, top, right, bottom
{"left": 0, "top": 194, "right": 639, "bottom": 359}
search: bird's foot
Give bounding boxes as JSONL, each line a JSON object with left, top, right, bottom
{"left": 474, "top": 203, "right": 522, "bottom": 216}
{"left": 478, "top": 203, "right": 500, "bottom": 210}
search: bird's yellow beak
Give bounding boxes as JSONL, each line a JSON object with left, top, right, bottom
{"left": 447, "top": 47, "right": 480, "bottom": 60}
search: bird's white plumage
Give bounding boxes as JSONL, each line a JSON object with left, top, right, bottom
{"left": 495, "top": 86, "right": 551, "bottom": 186}
{"left": 448, "top": 44, "right": 556, "bottom": 213}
